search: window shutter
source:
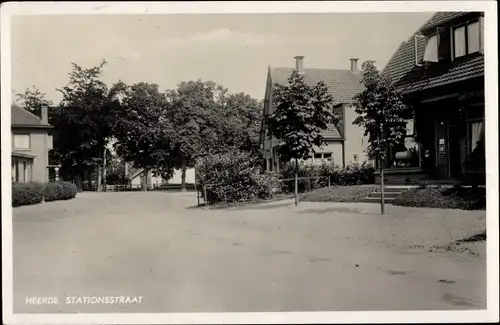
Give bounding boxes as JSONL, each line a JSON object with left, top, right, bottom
{"left": 437, "top": 27, "right": 451, "bottom": 61}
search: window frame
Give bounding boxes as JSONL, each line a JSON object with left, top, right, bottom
{"left": 451, "top": 19, "right": 482, "bottom": 59}
{"left": 12, "top": 133, "right": 31, "bottom": 150}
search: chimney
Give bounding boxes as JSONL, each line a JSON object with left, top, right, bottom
{"left": 294, "top": 56, "right": 305, "bottom": 74}
{"left": 41, "top": 105, "right": 48, "bottom": 124}
{"left": 349, "top": 58, "right": 359, "bottom": 73}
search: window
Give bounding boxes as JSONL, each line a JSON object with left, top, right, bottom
{"left": 313, "top": 152, "right": 333, "bottom": 164}
{"left": 13, "top": 134, "right": 30, "bottom": 150}
{"left": 453, "top": 20, "right": 482, "bottom": 58}
{"left": 423, "top": 35, "right": 438, "bottom": 62}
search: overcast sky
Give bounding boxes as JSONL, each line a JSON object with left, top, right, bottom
{"left": 11, "top": 12, "right": 433, "bottom": 102}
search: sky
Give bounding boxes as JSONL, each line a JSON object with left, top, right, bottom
{"left": 11, "top": 12, "right": 433, "bottom": 103}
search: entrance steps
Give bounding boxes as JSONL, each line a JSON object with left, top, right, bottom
{"left": 361, "top": 186, "right": 415, "bottom": 204}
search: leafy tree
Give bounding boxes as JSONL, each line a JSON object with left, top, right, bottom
{"left": 266, "top": 70, "right": 339, "bottom": 206}
{"left": 165, "top": 80, "right": 222, "bottom": 191}
{"left": 352, "top": 61, "right": 408, "bottom": 214}
{"left": 218, "top": 92, "right": 263, "bottom": 158}
{"left": 113, "top": 82, "right": 175, "bottom": 189}
{"left": 50, "top": 60, "right": 118, "bottom": 190}
{"left": 16, "top": 86, "right": 54, "bottom": 118}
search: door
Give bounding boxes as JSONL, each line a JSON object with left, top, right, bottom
{"left": 448, "top": 125, "right": 466, "bottom": 178}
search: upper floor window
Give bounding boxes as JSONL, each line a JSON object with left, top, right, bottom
{"left": 13, "top": 134, "right": 30, "bottom": 150}
{"left": 453, "top": 20, "right": 482, "bottom": 58}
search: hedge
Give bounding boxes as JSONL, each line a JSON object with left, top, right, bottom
{"left": 196, "top": 150, "right": 279, "bottom": 205}
{"left": 12, "top": 181, "right": 78, "bottom": 207}
{"left": 279, "top": 160, "right": 375, "bottom": 190}
{"left": 392, "top": 186, "right": 486, "bottom": 210}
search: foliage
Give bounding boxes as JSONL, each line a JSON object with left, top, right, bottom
{"left": 50, "top": 60, "right": 120, "bottom": 184}
{"left": 166, "top": 80, "right": 223, "bottom": 171}
{"left": 44, "top": 181, "right": 78, "bottom": 202}
{"left": 196, "top": 150, "right": 278, "bottom": 204}
{"left": 16, "top": 86, "right": 54, "bottom": 118}
{"left": 301, "top": 185, "right": 377, "bottom": 203}
{"left": 218, "top": 92, "right": 263, "bottom": 157}
{"left": 279, "top": 161, "right": 375, "bottom": 188}
{"left": 266, "top": 70, "right": 339, "bottom": 162}
{"left": 392, "top": 186, "right": 486, "bottom": 210}
{"left": 12, "top": 182, "right": 45, "bottom": 207}
{"left": 352, "top": 61, "right": 408, "bottom": 160}
{"left": 12, "top": 181, "right": 77, "bottom": 207}
{"left": 113, "top": 82, "right": 175, "bottom": 180}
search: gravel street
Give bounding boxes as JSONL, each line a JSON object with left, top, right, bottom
{"left": 13, "top": 192, "right": 486, "bottom": 313}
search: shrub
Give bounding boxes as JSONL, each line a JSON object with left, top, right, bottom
{"left": 44, "top": 181, "right": 78, "bottom": 201}
{"left": 196, "top": 150, "right": 278, "bottom": 204}
{"left": 279, "top": 160, "right": 375, "bottom": 190}
{"left": 12, "top": 182, "right": 45, "bottom": 207}
{"left": 12, "top": 181, "right": 78, "bottom": 207}
{"left": 392, "top": 186, "right": 486, "bottom": 210}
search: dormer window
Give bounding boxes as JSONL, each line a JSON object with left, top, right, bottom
{"left": 452, "top": 19, "right": 483, "bottom": 59}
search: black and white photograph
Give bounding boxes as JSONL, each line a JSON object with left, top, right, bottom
{"left": 1, "top": 1, "right": 498, "bottom": 324}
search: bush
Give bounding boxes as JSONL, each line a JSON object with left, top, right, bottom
{"left": 12, "top": 182, "right": 45, "bottom": 207}
{"left": 196, "top": 150, "right": 278, "bottom": 204}
{"left": 12, "top": 181, "right": 78, "bottom": 207}
{"left": 279, "top": 160, "right": 375, "bottom": 190}
{"left": 392, "top": 186, "right": 486, "bottom": 210}
{"left": 44, "top": 181, "right": 78, "bottom": 201}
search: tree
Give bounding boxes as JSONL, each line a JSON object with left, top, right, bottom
{"left": 352, "top": 61, "right": 408, "bottom": 214}
{"left": 165, "top": 80, "right": 222, "bottom": 191}
{"left": 16, "top": 86, "right": 54, "bottom": 118}
{"left": 266, "top": 70, "right": 339, "bottom": 206}
{"left": 218, "top": 93, "right": 263, "bottom": 158}
{"left": 50, "top": 60, "right": 118, "bottom": 190}
{"left": 113, "top": 82, "right": 175, "bottom": 190}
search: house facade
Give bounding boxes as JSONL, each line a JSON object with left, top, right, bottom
{"left": 11, "top": 104, "right": 54, "bottom": 183}
{"left": 381, "top": 11, "right": 485, "bottom": 184}
{"left": 260, "top": 56, "right": 370, "bottom": 173}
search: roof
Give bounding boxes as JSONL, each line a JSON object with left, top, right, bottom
{"left": 270, "top": 67, "right": 363, "bottom": 140}
{"left": 127, "top": 167, "right": 143, "bottom": 180}
{"left": 419, "top": 12, "right": 473, "bottom": 32}
{"left": 11, "top": 104, "right": 52, "bottom": 128}
{"left": 381, "top": 12, "right": 484, "bottom": 94}
{"left": 270, "top": 67, "right": 364, "bottom": 104}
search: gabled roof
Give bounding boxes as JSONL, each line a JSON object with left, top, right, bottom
{"left": 269, "top": 67, "right": 363, "bottom": 140}
{"left": 11, "top": 104, "right": 52, "bottom": 128}
{"left": 381, "top": 12, "right": 484, "bottom": 94}
{"left": 270, "top": 67, "right": 364, "bottom": 104}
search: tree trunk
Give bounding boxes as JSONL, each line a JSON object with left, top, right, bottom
{"left": 97, "top": 166, "right": 102, "bottom": 192}
{"left": 102, "top": 148, "right": 107, "bottom": 192}
{"left": 142, "top": 168, "right": 148, "bottom": 191}
{"left": 294, "top": 157, "right": 299, "bottom": 206}
{"left": 379, "top": 156, "right": 385, "bottom": 215}
{"left": 181, "top": 159, "right": 187, "bottom": 192}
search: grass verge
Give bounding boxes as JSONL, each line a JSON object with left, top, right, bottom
{"left": 301, "top": 185, "right": 377, "bottom": 203}
{"left": 392, "top": 186, "right": 486, "bottom": 210}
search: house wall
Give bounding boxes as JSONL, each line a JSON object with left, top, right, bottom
{"left": 167, "top": 168, "right": 196, "bottom": 184}
{"left": 342, "top": 104, "right": 370, "bottom": 165}
{"left": 11, "top": 128, "right": 52, "bottom": 183}
{"left": 308, "top": 141, "right": 344, "bottom": 166}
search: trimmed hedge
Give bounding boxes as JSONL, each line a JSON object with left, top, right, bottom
{"left": 12, "top": 181, "right": 78, "bottom": 207}
{"left": 12, "top": 182, "right": 45, "bottom": 207}
{"left": 279, "top": 160, "right": 375, "bottom": 189}
{"left": 196, "top": 150, "right": 279, "bottom": 204}
{"left": 301, "top": 185, "right": 377, "bottom": 203}
{"left": 392, "top": 186, "right": 486, "bottom": 210}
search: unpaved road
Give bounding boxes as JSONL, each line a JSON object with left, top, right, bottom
{"left": 12, "top": 192, "right": 486, "bottom": 313}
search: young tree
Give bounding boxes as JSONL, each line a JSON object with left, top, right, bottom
{"left": 352, "top": 61, "right": 408, "bottom": 214}
{"left": 266, "top": 70, "right": 339, "bottom": 206}
{"left": 16, "top": 86, "right": 54, "bottom": 118}
{"left": 113, "top": 82, "right": 175, "bottom": 190}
